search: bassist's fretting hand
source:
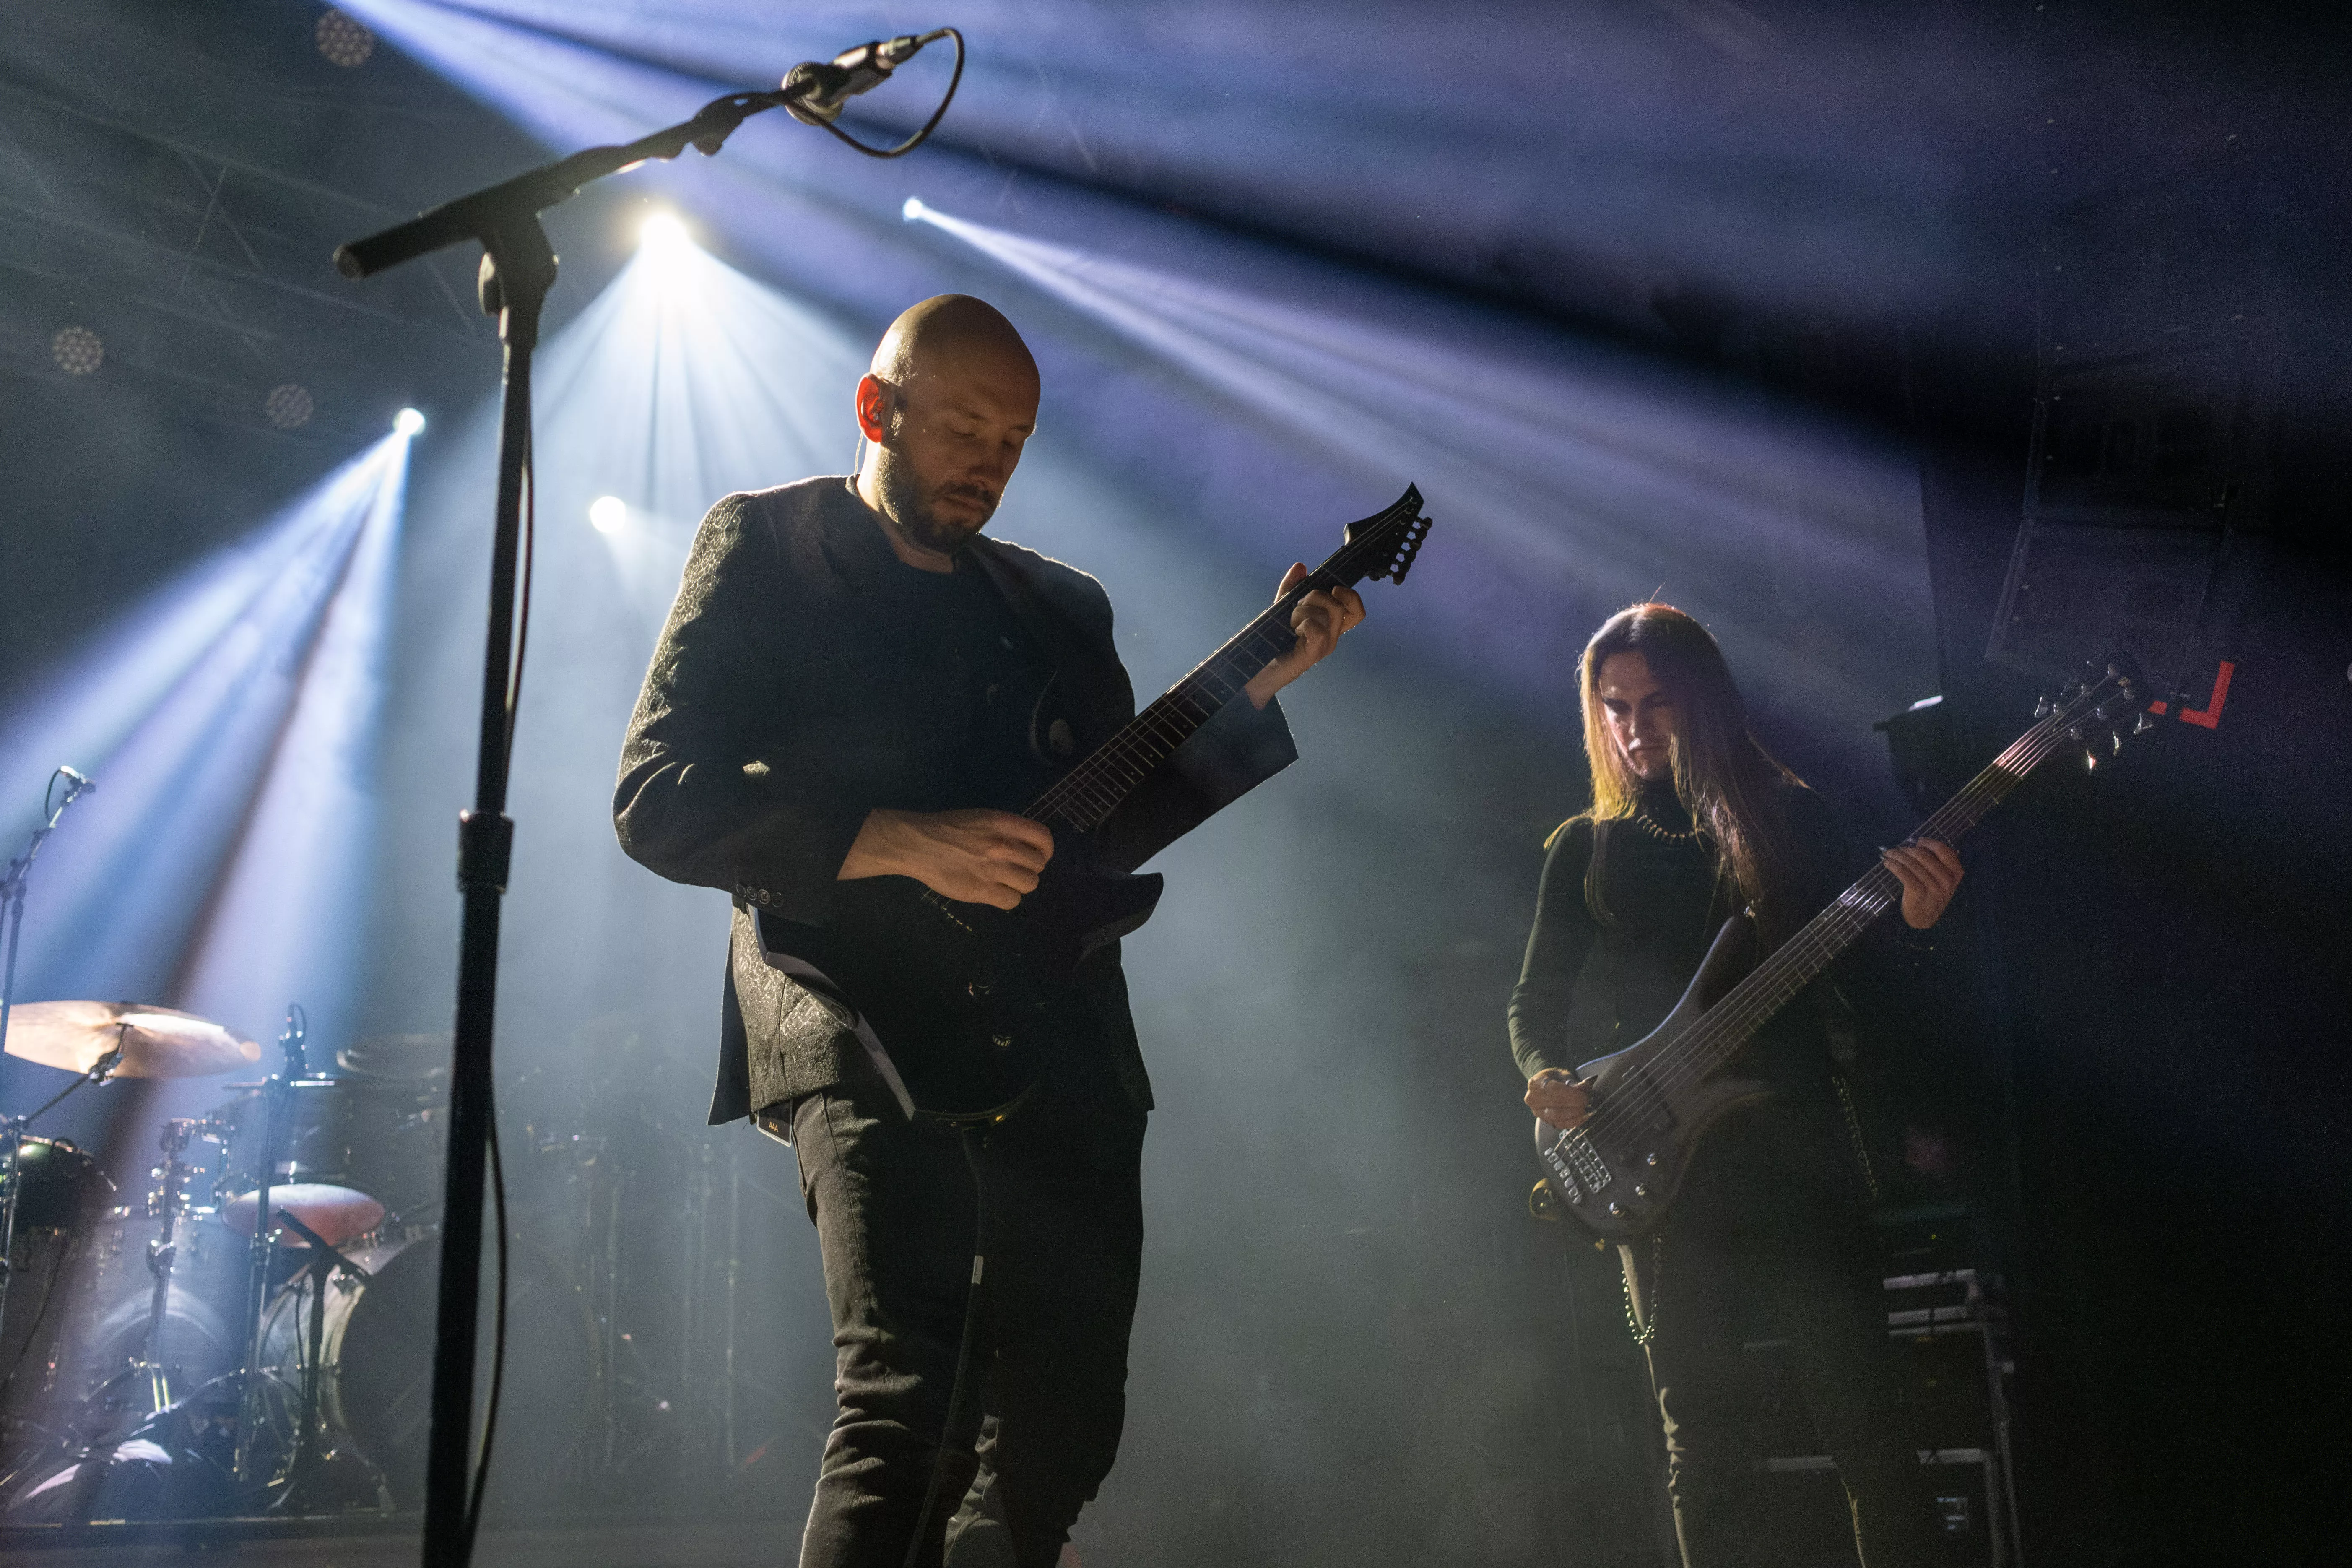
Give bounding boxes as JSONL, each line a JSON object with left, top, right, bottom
{"left": 839, "top": 807, "right": 1055, "bottom": 910}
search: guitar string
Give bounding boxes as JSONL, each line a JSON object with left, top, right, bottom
{"left": 1029, "top": 499, "right": 1419, "bottom": 822}
{"left": 1560, "top": 682, "right": 2118, "bottom": 1167}
{"left": 1024, "top": 510, "right": 1418, "bottom": 826}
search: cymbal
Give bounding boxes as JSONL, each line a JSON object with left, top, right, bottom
{"left": 335, "top": 1032, "right": 451, "bottom": 1081}
{"left": 3, "top": 1001, "right": 260, "bottom": 1079}
{"left": 218, "top": 1183, "right": 386, "bottom": 1248}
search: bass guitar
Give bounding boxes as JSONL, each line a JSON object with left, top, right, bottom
{"left": 757, "top": 485, "right": 1433, "bottom": 1118}
{"left": 1533, "top": 657, "right": 2145, "bottom": 1242}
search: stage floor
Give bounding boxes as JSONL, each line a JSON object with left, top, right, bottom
{"left": 0, "top": 1519, "right": 788, "bottom": 1568}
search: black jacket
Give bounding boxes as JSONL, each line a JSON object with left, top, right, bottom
{"left": 614, "top": 476, "right": 1298, "bottom": 1123}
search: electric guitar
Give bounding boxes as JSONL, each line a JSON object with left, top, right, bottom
{"left": 756, "top": 485, "right": 1434, "bottom": 1118}
{"left": 1533, "top": 657, "right": 2146, "bottom": 1243}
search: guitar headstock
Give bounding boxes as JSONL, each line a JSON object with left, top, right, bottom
{"left": 1341, "top": 484, "right": 1434, "bottom": 586}
{"left": 2035, "top": 653, "right": 2149, "bottom": 770}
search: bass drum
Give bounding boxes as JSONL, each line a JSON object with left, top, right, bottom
{"left": 257, "top": 1229, "right": 596, "bottom": 1508}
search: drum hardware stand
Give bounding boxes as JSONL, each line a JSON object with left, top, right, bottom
{"left": 83, "top": 1118, "right": 215, "bottom": 1424}
{"left": 266, "top": 1207, "right": 387, "bottom": 1513}
{"left": 0, "top": 767, "right": 98, "bottom": 1344}
{"left": 232, "top": 1009, "right": 307, "bottom": 1489}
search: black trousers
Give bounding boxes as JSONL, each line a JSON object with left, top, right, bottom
{"left": 1622, "top": 1100, "right": 1953, "bottom": 1568}
{"left": 786, "top": 1049, "right": 1146, "bottom": 1568}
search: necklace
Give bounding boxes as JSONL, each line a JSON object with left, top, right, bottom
{"left": 1630, "top": 809, "right": 1703, "bottom": 844}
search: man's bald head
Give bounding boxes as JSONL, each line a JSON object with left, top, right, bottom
{"left": 853, "top": 296, "right": 1040, "bottom": 565}
{"left": 870, "top": 294, "right": 1039, "bottom": 393}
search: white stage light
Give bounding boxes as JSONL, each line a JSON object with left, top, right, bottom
{"left": 588, "top": 496, "right": 627, "bottom": 534}
{"left": 641, "top": 213, "right": 689, "bottom": 250}
{"left": 393, "top": 408, "right": 426, "bottom": 435}
{"left": 902, "top": 197, "right": 925, "bottom": 222}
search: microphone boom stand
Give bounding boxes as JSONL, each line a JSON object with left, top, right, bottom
{"left": 333, "top": 85, "right": 814, "bottom": 1568}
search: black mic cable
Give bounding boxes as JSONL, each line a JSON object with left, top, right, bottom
{"left": 781, "top": 28, "right": 965, "bottom": 159}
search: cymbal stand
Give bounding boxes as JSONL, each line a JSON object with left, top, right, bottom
{"left": 233, "top": 1009, "right": 308, "bottom": 1488}
{"left": 124, "top": 1120, "right": 210, "bottom": 1417}
{"left": 0, "top": 767, "right": 98, "bottom": 1340}
{"left": 268, "top": 1207, "right": 384, "bottom": 1514}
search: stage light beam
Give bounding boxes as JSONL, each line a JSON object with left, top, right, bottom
{"left": 394, "top": 407, "right": 425, "bottom": 435}
{"left": 588, "top": 495, "right": 627, "bottom": 534}
{"left": 902, "top": 197, "right": 925, "bottom": 222}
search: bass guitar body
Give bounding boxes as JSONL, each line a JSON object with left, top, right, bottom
{"left": 1532, "top": 913, "right": 1769, "bottom": 1244}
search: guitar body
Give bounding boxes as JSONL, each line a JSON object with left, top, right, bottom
{"left": 1533, "top": 913, "right": 1772, "bottom": 1243}
{"left": 758, "top": 859, "right": 1164, "bottom": 1118}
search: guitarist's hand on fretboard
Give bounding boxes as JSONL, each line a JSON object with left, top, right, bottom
{"left": 1879, "top": 836, "right": 1965, "bottom": 929}
{"left": 1241, "top": 564, "right": 1367, "bottom": 710}
{"left": 839, "top": 807, "right": 1056, "bottom": 910}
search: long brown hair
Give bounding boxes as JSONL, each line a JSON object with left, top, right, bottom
{"left": 1578, "top": 603, "right": 1805, "bottom": 940}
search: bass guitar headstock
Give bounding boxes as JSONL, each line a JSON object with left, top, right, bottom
{"left": 1340, "top": 484, "right": 1433, "bottom": 586}
{"left": 2035, "top": 653, "right": 2149, "bottom": 771}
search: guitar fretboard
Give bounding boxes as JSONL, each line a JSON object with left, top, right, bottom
{"left": 1023, "top": 489, "right": 1424, "bottom": 832}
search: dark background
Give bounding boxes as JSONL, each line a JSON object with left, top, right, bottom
{"left": 2, "top": 3, "right": 2346, "bottom": 1563}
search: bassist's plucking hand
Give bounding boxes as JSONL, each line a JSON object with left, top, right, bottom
{"left": 839, "top": 807, "right": 1055, "bottom": 910}
{"left": 1242, "top": 563, "right": 1367, "bottom": 710}
{"left": 1525, "top": 1068, "right": 1596, "bottom": 1131}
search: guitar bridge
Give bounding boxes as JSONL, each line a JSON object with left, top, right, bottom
{"left": 1563, "top": 1129, "right": 1613, "bottom": 1195}
{"left": 1540, "top": 1126, "right": 1614, "bottom": 1204}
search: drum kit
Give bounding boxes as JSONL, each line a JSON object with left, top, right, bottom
{"left": 0, "top": 998, "right": 488, "bottom": 1520}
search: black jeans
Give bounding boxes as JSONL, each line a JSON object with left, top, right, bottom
{"left": 786, "top": 1050, "right": 1146, "bottom": 1568}
{"left": 1622, "top": 1100, "right": 1952, "bottom": 1568}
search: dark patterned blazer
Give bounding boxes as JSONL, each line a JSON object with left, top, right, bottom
{"left": 614, "top": 476, "right": 1297, "bottom": 1123}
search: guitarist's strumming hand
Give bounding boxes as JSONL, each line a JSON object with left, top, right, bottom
{"left": 1526, "top": 1069, "right": 1596, "bottom": 1131}
{"left": 1242, "top": 563, "right": 1367, "bottom": 710}
{"left": 839, "top": 808, "right": 1055, "bottom": 910}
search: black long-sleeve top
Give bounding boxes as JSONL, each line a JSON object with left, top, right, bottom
{"left": 1507, "top": 782, "right": 1867, "bottom": 1100}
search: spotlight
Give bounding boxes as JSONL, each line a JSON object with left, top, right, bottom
{"left": 588, "top": 496, "right": 627, "bottom": 534}
{"left": 641, "top": 213, "right": 689, "bottom": 251}
{"left": 394, "top": 408, "right": 425, "bottom": 435}
{"left": 902, "top": 197, "right": 925, "bottom": 222}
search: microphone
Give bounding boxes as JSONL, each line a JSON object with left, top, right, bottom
{"left": 782, "top": 29, "right": 951, "bottom": 126}
{"left": 56, "top": 766, "right": 95, "bottom": 799}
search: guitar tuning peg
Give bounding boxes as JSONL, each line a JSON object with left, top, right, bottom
{"left": 2082, "top": 747, "right": 2099, "bottom": 772}
{"left": 2111, "top": 731, "right": 2125, "bottom": 756}
{"left": 2132, "top": 711, "right": 2156, "bottom": 734}
{"left": 2034, "top": 696, "right": 2053, "bottom": 718}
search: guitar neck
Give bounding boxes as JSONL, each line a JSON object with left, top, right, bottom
{"left": 1676, "top": 698, "right": 2092, "bottom": 1082}
{"left": 1022, "top": 518, "right": 1409, "bottom": 833}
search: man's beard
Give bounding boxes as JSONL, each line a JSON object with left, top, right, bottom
{"left": 871, "top": 446, "right": 997, "bottom": 554}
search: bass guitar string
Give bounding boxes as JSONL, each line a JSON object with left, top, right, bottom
{"left": 1572, "top": 707, "right": 2070, "bottom": 1146}
{"left": 1574, "top": 687, "right": 2102, "bottom": 1149}
{"left": 1565, "top": 679, "right": 2118, "bottom": 1159}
